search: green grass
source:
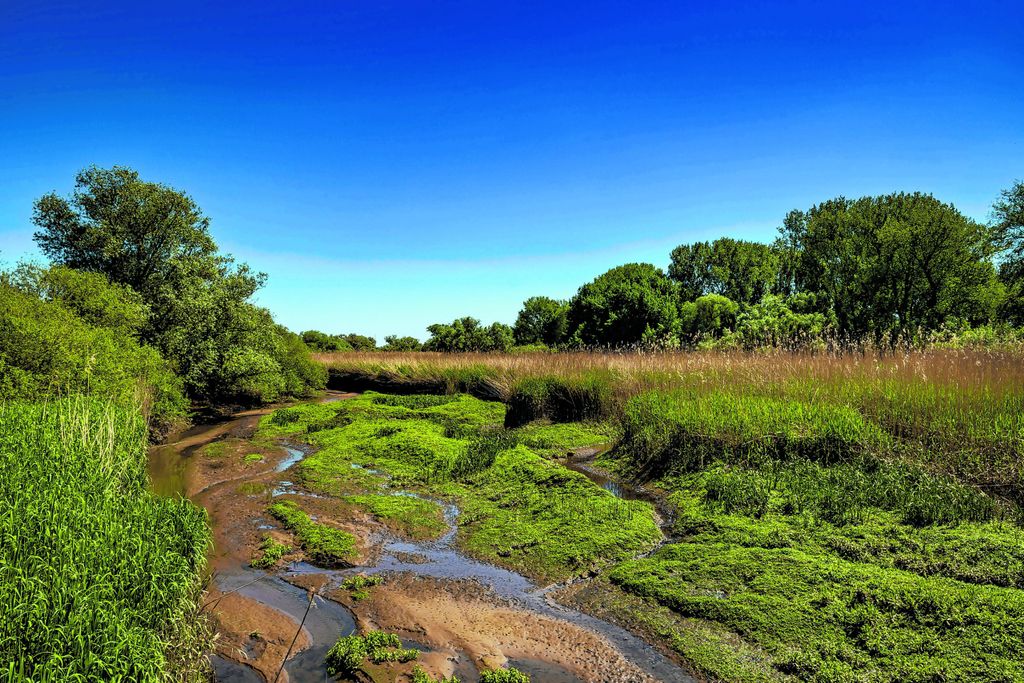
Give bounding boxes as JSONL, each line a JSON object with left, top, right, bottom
{"left": 513, "top": 421, "right": 615, "bottom": 457}
{"left": 609, "top": 534, "right": 1024, "bottom": 682}
{"left": 0, "top": 398, "right": 210, "bottom": 682}
{"left": 454, "top": 445, "right": 661, "bottom": 582}
{"left": 586, "top": 387, "right": 1024, "bottom": 680}
{"left": 346, "top": 493, "right": 447, "bottom": 539}
{"left": 267, "top": 500, "right": 357, "bottom": 567}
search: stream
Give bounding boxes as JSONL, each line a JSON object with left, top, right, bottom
{"left": 148, "top": 396, "right": 692, "bottom": 683}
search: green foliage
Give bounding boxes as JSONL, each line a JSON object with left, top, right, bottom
{"left": 679, "top": 293, "right": 740, "bottom": 341}
{"left": 781, "top": 192, "right": 1003, "bottom": 336}
{"left": 30, "top": 166, "right": 324, "bottom": 405}
{"left": 479, "top": 667, "right": 530, "bottom": 683}
{"left": 301, "top": 329, "right": 354, "bottom": 352}
{"left": 343, "top": 333, "right": 378, "bottom": 351}
{"left": 733, "top": 294, "right": 832, "bottom": 348}
{"left": 566, "top": 263, "right": 680, "bottom": 347}
{"left": 383, "top": 334, "right": 424, "bottom": 351}
{"left": 994, "top": 180, "right": 1024, "bottom": 325}
{"left": 424, "top": 317, "right": 515, "bottom": 352}
{"left": 250, "top": 535, "right": 291, "bottom": 568}
{"left": 0, "top": 399, "right": 210, "bottom": 681}
{"left": 11, "top": 263, "right": 149, "bottom": 336}
{"left": 324, "top": 631, "right": 417, "bottom": 676}
{"left": 669, "top": 238, "right": 783, "bottom": 304}
{"left": 0, "top": 276, "right": 187, "bottom": 430}
{"left": 513, "top": 296, "right": 569, "bottom": 346}
{"left": 268, "top": 500, "right": 357, "bottom": 566}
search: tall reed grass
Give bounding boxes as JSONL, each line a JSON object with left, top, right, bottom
{"left": 0, "top": 398, "right": 210, "bottom": 682}
{"left": 317, "top": 349, "right": 1024, "bottom": 500}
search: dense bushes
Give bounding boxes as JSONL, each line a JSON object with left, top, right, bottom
{"left": 0, "top": 399, "right": 210, "bottom": 681}
{"left": 0, "top": 278, "right": 187, "bottom": 430}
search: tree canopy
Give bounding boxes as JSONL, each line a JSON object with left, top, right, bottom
{"left": 513, "top": 296, "right": 569, "bottom": 347}
{"left": 29, "top": 166, "right": 324, "bottom": 404}
{"left": 566, "top": 263, "right": 679, "bottom": 347}
{"left": 669, "top": 238, "right": 782, "bottom": 304}
{"left": 781, "top": 192, "right": 1002, "bottom": 337}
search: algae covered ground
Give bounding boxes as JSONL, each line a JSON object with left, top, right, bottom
{"left": 260, "top": 392, "right": 660, "bottom": 583}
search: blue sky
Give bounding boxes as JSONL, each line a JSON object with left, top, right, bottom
{"left": 2, "top": 1, "right": 1022, "bottom": 340}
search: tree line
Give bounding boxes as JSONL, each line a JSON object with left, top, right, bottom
{"left": 1, "top": 166, "right": 326, "bottom": 432}
{"left": 309, "top": 184, "right": 1022, "bottom": 352}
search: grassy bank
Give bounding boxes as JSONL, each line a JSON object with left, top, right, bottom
{"left": 0, "top": 398, "right": 211, "bottom": 682}
{"left": 313, "top": 350, "right": 1024, "bottom": 682}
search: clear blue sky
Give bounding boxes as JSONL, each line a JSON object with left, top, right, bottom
{"left": 2, "top": 1, "right": 1022, "bottom": 341}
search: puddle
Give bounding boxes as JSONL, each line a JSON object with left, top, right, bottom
{"left": 216, "top": 567, "right": 357, "bottom": 681}
{"left": 275, "top": 446, "right": 307, "bottom": 473}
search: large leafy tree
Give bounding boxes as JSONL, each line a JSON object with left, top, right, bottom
{"left": 566, "top": 263, "right": 679, "bottom": 347}
{"left": 31, "top": 166, "right": 323, "bottom": 402}
{"left": 993, "top": 180, "right": 1024, "bottom": 324}
{"left": 513, "top": 296, "right": 569, "bottom": 346}
{"left": 668, "top": 238, "right": 781, "bottom": 304}
{"left": 33, "top": 166, "right": 219, "bottom": 303}
{"left": 781, "top": 192, "right": 1002, "bottom": 337}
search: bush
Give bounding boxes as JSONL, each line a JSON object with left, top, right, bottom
{"left": 0, "top": 279, "right": 187, "bottom": 431}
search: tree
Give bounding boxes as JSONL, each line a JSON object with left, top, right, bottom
{"left": 11, "top": 264, "right": 148, "bottom": 337}
{"left": 483, "top": 322, "right": 515, "bottom": 352}
{"left": 993, "top": 180, "right": 1024, "bottom": 324}
{"left": 301, "top": 330, "right": 353, "bottom": 352}
{"left": 734, "top": 295, "right": 831, "bottom": 348}
{"left": 566, "top": 263, "right": 679, "bottom": 347}
{"left": 383, "top": 335, "right": 423, "bottom": 351}
{"left": 32, "top": 166, "right": 219, "bottom": 305}
{"left": 342, "top": 334, "right": 377, "bottom": 351}
{"left": 679, "top": 294, "right": 739, "bottom": 341}
{"left": 668, "top": 238, "right": 782, "bottom": 305}
{"left": 31, "top": 166, "right": 324, "bottom": 403}
{"left": 513, "top": 296, "right": 568, "bottom": 346}
{"left": 781, "top": 192, "right": 1003, "bottom": 337}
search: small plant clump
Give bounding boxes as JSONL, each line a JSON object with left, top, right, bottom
{"left": 324, "top": 631, "right": 418, "bottom": 676}
{"left": 340, "top": 573, "right": 384, "bottom": 600}
{"left": 268, "top": 500, "right": 357, "bottom": 566}
{"left": 479, "top": 667, "right": 530, "bottom": 683}
{"left": 411, "top": 665, "right": 461, "bottom": 682}
{"left": 250, "top": 535, "right": 291, "bottom": 568}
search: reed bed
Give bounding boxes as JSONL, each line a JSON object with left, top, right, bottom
{"left": 0, "top": 398, "right": 210, "bottom": 682}
{"left": 317, "top": 349, "right": 1024, "bottom": 499}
